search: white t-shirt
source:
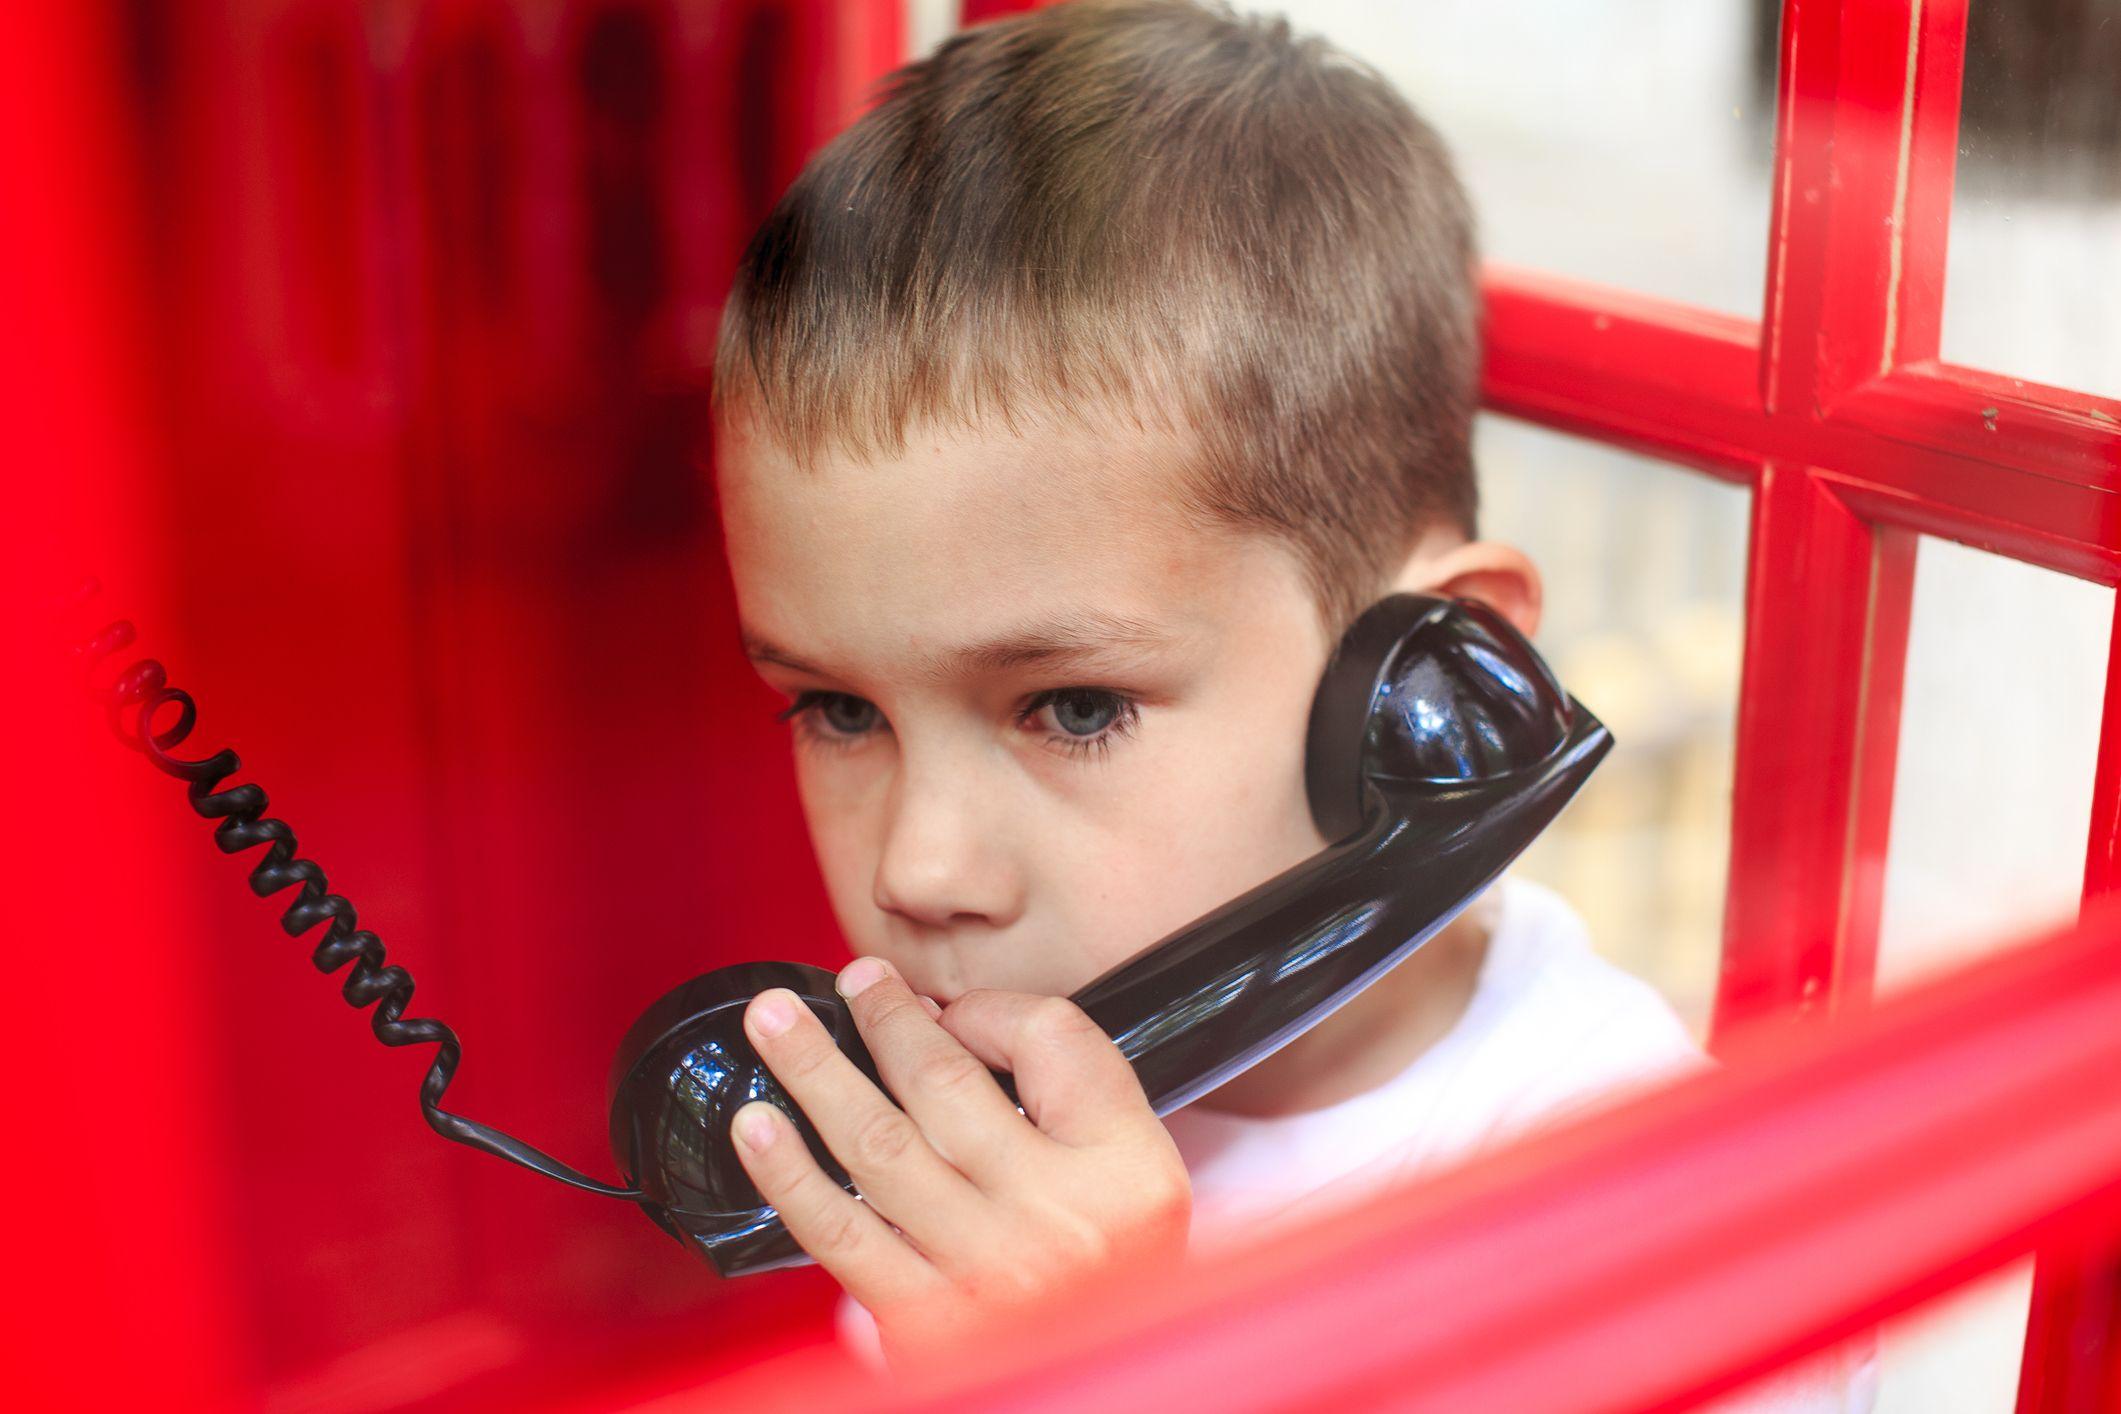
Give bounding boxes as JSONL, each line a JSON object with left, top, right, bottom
{"left": 840, "top": 876, "right": 1878, "bottom": 1410}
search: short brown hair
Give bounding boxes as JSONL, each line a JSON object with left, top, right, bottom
{"left": 713, "top": 0, "right": 1479, "bottom": 628}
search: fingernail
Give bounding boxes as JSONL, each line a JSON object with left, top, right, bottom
{"left": 919, "top": 995, "right": 943, "bottom": 1019}
{"left": 837, "top": 955, "right": 890, "bottom": 998}
{"left": 749, "top": 989, "right": 799, "bottom": 1038}
{"left": 734, "top": 1102, "right": 780, "bottom": 1151}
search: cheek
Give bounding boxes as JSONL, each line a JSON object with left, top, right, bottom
{"left": 792, "top": 755, "right": 885, "bottom": 934}
{"left": 1043, "top": 738, "right": 1322, "bottom": 979}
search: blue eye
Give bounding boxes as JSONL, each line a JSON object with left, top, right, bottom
{"left": 1022, "top": 688, "right": 1139, "bottom": 759}
{"left": 780, "top": 691, "right": 882, "bottom": 741}
{"left": 818, "top": 694, "right": 879, "bottom": 735}
{"left": 782, "top": 688, "right": 1136, "bottom": 759}
{"left": 1046, "top": 689, "right": 1121, "bottom": 737}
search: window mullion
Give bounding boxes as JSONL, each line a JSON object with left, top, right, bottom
{"left": 1715, "top": 463, "right": 1914, "bottom": 1041}
{"left": 1762, "top": 0, "right": 1970, "bottom": 419}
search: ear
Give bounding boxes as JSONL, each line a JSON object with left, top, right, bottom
{"left": 1388, "top": 538, "right": 1544, "bottom": 640}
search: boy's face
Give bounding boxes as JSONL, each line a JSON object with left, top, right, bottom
{"left": 717, "top": 410, "right": 1336, "bottom": 1003}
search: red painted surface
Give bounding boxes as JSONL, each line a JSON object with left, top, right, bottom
{"left": 1485, "top": 2, "right": 2117, "bottom": 1048}
{"left": 1486, "top": 4, "right": 2117, "bottom": 1401}
{"left": 960, "top": 0, "right": 1059, "bottom": 26}
{"left": 0, "top": 3, "right": 246, "bottom": 1407}
{"left": 1483, "top": 276, "right": 2121, "bottom": 587}
{"left": 11, "top": 1, "right": 903, "bottom": 1407}
{"left": 1722, "top": 468, "right": 1913, "bottom": 1028}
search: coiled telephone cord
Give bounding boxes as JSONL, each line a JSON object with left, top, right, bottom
{"left": 71, "top": 588, "right": 641, "bottom": 1201}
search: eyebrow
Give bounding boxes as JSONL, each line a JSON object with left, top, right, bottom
{"left": 742, "top": 609, "right": 1179, "bottom": 683}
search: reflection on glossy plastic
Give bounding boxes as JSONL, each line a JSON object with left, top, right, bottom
{"left": 607, "top": 594, "right": 1612, "bottom": 1276}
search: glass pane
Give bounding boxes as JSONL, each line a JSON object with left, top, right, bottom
{"left": 1477, "top": 415, "right": 1752, "bottom": 1036}
{"left": 1872, "top": 539, "right": 2112, "bottom": 1410}
{"left": 1876, "top": 538, "right": 2112, "bottom": 994}
{"left": 1268, "top": 1, "right": 1775, "bottom": 317}
{"left": 1940, "top": 0, "right": 2121, "bottom": 399}
{"left": 908, "top": 0, "right": 959, "bottom": 59}
{"left": 1873, "top": 1259, "right": 2036, "bottom": 1414}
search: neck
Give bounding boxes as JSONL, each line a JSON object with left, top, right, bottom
{"left": 1188, "top": 889, "right": 1498, "bottom": 1118}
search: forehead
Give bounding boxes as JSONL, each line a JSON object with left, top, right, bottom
{"left": 715, "top": 411, "right": 1300, "bottom": 671}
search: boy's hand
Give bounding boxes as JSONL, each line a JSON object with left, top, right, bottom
{"left": 730, "top": 956, "right": 1191, "bottom": 1363}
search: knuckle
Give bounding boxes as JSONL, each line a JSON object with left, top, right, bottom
{"left": 1042, "top": 1208, "right": 1118, "bottom": 1271}
{"left": 808, "top": 1204, "right": 869, "bottom": 1261}
{"left": 1122, "top": 1156, "right": 1193, "bottom": 1249}
{"left": 1028, "top": 996, "right": 1097, "bottom": 1045}
{"left": 747, "top": 1126, "right": 818, "bottom": 1195}
{"left": 774, "top": 1034, "right": 835, "bottom": 1083}
{"left": 854, "top": 985, "right": 913, "bottom": 1027}
{"left": 848, "top": 1108, "right": 919, "bottom": 1170}
{"left": 1145, "top": 1158, "right": 1192, "bottom": 1224}
{"left": 910, "top": 1048, "right": 990, "bottom": 1099}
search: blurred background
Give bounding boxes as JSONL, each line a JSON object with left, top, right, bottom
{"left": 10, "top": 0, "right": 2116, "bottom": 1409}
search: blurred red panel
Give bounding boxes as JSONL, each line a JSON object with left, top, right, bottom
{"left": 6, "top": 0, "right": 900, "bottom": 1404}
{"left": 0, "top": 0, "right": 248, "bottom": 1405}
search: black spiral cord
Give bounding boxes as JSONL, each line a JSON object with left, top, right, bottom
{"left": 73, "top": 588, "right": 642, "bottom": 1202}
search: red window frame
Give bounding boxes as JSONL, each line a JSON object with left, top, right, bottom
{"left": 1484, "top": 4, "right": 2120, "bottom": 1399}
{"left": 1493, "top": 2, "right": 2121, "bottom": 1407}
{"left": 1485, "top": 0, "right": 2121, "bottom": 1043}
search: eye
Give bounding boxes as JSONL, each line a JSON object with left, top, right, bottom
{"left": 1044, "top": 689, "right": 1122, "bottom": 737}
{"left": 1021, "top": 688, "right": 1139, "bottom": 759}
{"left": 779, "top": 691, "right": 883, "bottom": 743}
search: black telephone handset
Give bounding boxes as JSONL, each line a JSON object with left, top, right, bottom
{"left": 81, "top": 591, "right": 1608, "bottom": 1278}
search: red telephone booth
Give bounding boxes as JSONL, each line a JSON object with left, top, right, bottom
{"left": 5, "top": 0, "right": 2119, "bottom": 1409}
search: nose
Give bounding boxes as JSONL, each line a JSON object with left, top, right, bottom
{"left": 872, "top": 745, "right": 1025, "bottom": 930}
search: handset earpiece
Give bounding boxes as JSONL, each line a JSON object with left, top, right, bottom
{"left": 1302, "top": 594, "right": 1573, "bottom": 841}
{"left": 607, "top": 593, "right": 1611, "bottom": 1276}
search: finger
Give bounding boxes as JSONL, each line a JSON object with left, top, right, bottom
{"left": 837, "top": 956, "right": 1037, "bottom": 1182}
{"left": 938, "top": 991, "right": 1159, "bottom": 1149}
{"left": 730, "top": 1100, "right": 936, "bottom": 1311}
{"left": 743, "top": 987, "right": 980, "bottom": 1239}
{"left": 919, "top": 994, "right": 943, "bottom": 1020}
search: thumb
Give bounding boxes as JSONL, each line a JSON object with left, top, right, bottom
{"left": 938, "top": 990, "right": 1156, "bottom": 1148}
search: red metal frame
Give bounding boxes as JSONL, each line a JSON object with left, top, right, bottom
{"left": 1500, "top": 3, "right": 2117, "bottom": 1402}
{"left": 1, "top": 3, "right": 247, "bottom": 1406}
{"left": 1523, "top": 4, "right": 2117, "bottom": 1404}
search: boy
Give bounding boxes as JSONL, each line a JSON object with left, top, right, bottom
{"left": 709, "top": 2, "right": 1873, "bottom": 1405}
